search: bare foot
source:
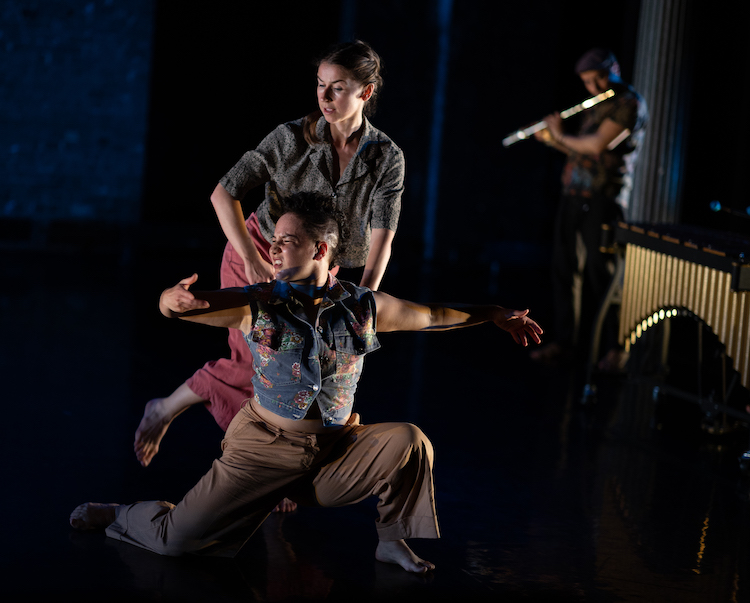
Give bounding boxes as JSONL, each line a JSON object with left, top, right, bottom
{"left": 598, "top": 347, "right": 629, "bottom": 374}
{"left": 375, "top": 539, "right": 435, "bottom": 573}
{"left": 134, "top": 398, "right": 175, "bottom": 467}
{"left": 272, "top": 498, "right": 298, "bottom": 513}
{"left": 69, "top": 503, "right": 119, "bottom": 531}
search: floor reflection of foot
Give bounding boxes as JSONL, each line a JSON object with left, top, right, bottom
{"left": 272, "top": 498, "right": 298, "bottom": 513}
{"left": 597, "top": 348, "right": 629, "bottom": 374}
{"left": 529, "top": 342, "right": 566, "bottom": 365}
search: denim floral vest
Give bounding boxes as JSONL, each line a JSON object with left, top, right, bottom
{"left": 243, "top": 276, "right": 380, "bottom": 426}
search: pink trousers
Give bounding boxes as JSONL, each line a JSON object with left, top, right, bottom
{"left": 106, "top": 404, "right": 440, "bottom": 556}
{"left": 186, "top": 214, "right": 339, "bottom": 431}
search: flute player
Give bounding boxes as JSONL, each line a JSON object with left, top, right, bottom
{"left": 530, "top": 48, "right": 648, "bottom": 372}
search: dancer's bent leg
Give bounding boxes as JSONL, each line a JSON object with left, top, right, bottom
{"left": 111, "top": 407, "right": 315, "bottom": 556}
{"left": 312, "top": 421, "right": 439, "bottom": 573}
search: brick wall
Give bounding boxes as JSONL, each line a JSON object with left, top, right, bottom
{"left": 0, "top": 0, "right": 153, "bottom": 224}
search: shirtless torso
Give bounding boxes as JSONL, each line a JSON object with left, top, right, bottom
{"left": 252, "top": 400, "right": 350, "bottom": 434}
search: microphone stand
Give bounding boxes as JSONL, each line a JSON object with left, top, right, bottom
{"left": 709, "top": 201, "right": 750, "bottom": 220}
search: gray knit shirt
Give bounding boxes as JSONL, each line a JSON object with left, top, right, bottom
{"left": 220, "top": 116, "right": 405, "bottom": 268}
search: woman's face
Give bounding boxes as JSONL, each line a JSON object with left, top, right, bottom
{"left": 316, "top": 62, "right": 372, "bottom": 127}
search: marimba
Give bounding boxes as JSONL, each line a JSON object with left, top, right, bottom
{"left": 583, "top": 223, "right": 750, "bottom": 472}
{"left": 617, "top": 222, "right": 750, "bottom": 391}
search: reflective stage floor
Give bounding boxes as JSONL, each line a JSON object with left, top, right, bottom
{"left": 1, "top": 242, "right": 749, "bottom": 602}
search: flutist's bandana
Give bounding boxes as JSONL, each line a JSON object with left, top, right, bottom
{"left": 575, "top": 48, "right": 619, "bottom": 74}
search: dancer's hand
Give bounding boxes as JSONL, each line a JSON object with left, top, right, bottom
{"left": 159, "top": 273, "right": 210, "bottom": 316}
{"left": 244, "top": 256, "right": 274, "bottom": 285}
{"left": 492, "top": 308, "right": 543, "bottom": 347}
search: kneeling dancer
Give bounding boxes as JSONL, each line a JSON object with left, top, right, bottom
{"left": 70, "top": 193, "right": 543, "bottom": 574}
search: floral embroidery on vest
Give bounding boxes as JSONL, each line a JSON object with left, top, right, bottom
{"left": 347, "top": 302, "right": 377, "bottom": 347}
{"left": 280, "top": 330, "right": 304, "bottom": 350}
{"left": 257, "top": 372, "right": 273, "bottom": 389}
{"left": 252, "top": 310, "right": 277, "bottom": 347}
{"left": 293, "top": 390, "right": 314, "bottom": 409}
{"left": 257, "top": 347, "right": 274, "bottom": 368}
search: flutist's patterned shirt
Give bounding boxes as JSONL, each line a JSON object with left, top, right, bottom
{"left": 561, "top": 82, "right": 648, "bottom": 208}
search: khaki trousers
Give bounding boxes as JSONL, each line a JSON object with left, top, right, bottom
{"left": 106, "top": 404, "right": 439, "bottom": 557}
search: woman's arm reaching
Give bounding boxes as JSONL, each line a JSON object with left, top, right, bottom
{"left": 210, "top": 183, "right": 275, "bottom": 284}
{"left": 359, "top": 228, "right": 395, "bottom": 290}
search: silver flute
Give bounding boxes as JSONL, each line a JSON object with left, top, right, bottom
{"left": 502, "top": 89, "right": 615, "bottom": 147}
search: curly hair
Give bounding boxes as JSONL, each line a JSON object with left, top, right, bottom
{"left": 279, "top": 193, "right": 350, "bottom": 266}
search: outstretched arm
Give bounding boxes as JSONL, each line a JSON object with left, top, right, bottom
{"left": 373, "top": 292, "right": 543, "bottom": 346}
{"left": 159, "top": 273, "right": 252, "bottom": 331}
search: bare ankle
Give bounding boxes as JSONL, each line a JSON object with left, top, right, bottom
{"left": 144, "top": 397, "right": 168, "bottom": 419}
{"left": 159, "top": 384, "right": 206, "bottom": 419}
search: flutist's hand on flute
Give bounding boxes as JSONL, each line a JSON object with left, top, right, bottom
{"left": 534, "top": 112, "right": 574, "bottom": 155}
{"left": 542, "top": 112, "right": 564, "bottom": 139}
{"left": 535, "top": 111, "right": 628, "bottom": 156}
{"left": 534, "top": 112, "right": 565, "bottom": 148}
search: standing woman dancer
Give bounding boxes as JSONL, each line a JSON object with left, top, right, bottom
{"left": 134, "top": 40, "right": 404, "bottom": 468}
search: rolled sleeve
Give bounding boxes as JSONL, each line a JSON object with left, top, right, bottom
{"left": 370, "top": 147, "right": 404, "bottom": 232}
{"left": 219, "top": 125, "right": 291, "bottom": 200}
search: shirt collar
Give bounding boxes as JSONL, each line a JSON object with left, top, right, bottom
{"left": 268, "top": 273, "right": 350, "bottom": 306}
{"left": 315, "top": 115, "right": 377, "bottom": 158}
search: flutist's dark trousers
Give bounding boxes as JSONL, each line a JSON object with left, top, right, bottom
{"left": 551, "top": 193, "right": 622, "bottom": 352}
